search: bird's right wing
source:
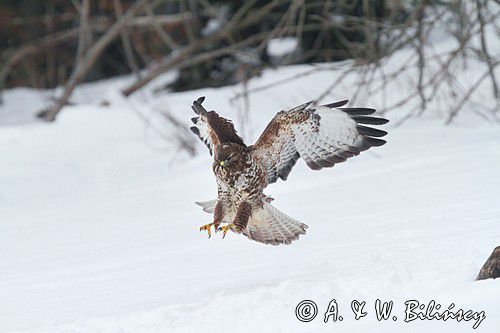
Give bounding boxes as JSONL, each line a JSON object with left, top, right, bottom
{"left": 190, "top": 97, "right": 246, "bottom": 156}
{"left": 250, "top": 100, "right": 388, "bottom": 184}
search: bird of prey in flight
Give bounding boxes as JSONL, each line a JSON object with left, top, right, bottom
{"left": 190, "top": 97, "right": 388, "bottom": 245}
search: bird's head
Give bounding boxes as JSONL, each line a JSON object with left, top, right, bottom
{"left": 214, "top": 143, "right": 246, "bottom": 171}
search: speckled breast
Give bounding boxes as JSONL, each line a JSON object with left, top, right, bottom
{"left": 215, "top": 157, "right": 266, "bottom": 207}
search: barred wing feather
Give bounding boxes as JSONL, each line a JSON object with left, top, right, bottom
{"left": 250, "top": 100, "right": 388, "bottom": 184}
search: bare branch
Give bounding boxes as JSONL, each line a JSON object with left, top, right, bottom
{"left": 114, "top": 0, "right": 141, "bottom": 76}
{"left": 38, "top": 0, "right": 160, "bottom": 121}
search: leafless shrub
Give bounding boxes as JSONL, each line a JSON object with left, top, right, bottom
{"left": 1, "top": 0, "right": 498, "bottom": 141}
{"left": 229, "top": 1, "right": 500, "bottom": 125}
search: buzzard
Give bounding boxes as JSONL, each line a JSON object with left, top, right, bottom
{"left": 190, "top": 97, "right": 388, "bottom": 245}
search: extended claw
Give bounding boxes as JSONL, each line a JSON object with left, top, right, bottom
{"left": 199, "top": 223, "right": 214, "bottom": 238}
{"left": 217, "top": 224, "right": 231, "bottom": 239}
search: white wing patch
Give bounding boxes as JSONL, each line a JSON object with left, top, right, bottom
{"left": 292, "top": 107, "right": 361, "bottom": 169}
{"left": 251, "top": 101, "right": 388, "bottom": 182}
{"left": 191, "top": 115, "right": 213, "bottom": 155}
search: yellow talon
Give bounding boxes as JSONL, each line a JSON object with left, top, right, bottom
{"left": 217, "top": 224, "right": 232, "bottom": 239}
{"left": 199, "top": 223, "right": 214, "bottom": 238}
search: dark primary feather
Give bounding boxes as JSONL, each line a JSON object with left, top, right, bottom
{"left": 190, "top": 126, "right": 199, "bottom": 135}
{"left": 351, "top": 116, "right": 389, "bottom": 125}
{"left": 190, "top": 126, "right": 212, "bottom": 155}
{"left": 363, "top": 136, "right": 387, "bottom": 147}
{"left": 191, "top": 96, "right": 206, "bottom": 114}
{"left": 356, "top": 125, "right": 388, "bottom": 137}
{"left": 322, "top": 99, "right": 349, "bottom": 108}
{"left": 289, "top": 100, "right": 315, "bottom": 111}
{"left": 339, "top": 107, "right": 376, "bottom": 115}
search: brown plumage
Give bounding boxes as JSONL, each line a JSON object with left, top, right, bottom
{"left": 191, "top": 96, "right": 388, "bottom": 245}
{"left": 476, "top": 246, "right": 500, "bottom": 280}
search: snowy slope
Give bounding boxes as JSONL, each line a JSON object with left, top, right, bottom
{"left": 1, "top": 41, "right": 500, "bottom": 332}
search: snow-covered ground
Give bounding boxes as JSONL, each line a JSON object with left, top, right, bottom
{"left": 1, "top": 34, "right": 500, "bottom": 332}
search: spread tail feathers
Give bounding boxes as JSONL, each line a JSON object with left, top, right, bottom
{"left": 245, "top": 202, "right": 308, "bottom": 245}
{"left": 195, "top": 200, "right": 218, "bottom": 213}
{"left": 195, "top": 199, "right": 308, "bottom": 245}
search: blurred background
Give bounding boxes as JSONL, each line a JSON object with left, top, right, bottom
{"left": 1, "top": 3, "right": 500, "bottom": 331}
{"left": 1, "top": 0, "right": 498, "bottom": 127}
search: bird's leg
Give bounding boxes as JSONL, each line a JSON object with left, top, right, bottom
{"left": 199, "top": 223, "right": 214, "bottom": 238}
{"left": 213, "top": 201, "right": 223, "bottom": 231}
{"left": 217, "top": 224, "right": 230, "bottom": 238}
{"left": 199, "top": 201, "right": 223, "bottom": 238}
{"left": 233, "top": 201, "right": 251, "bottom": 232}
{"left": 218, "top": 202, "right": 251, "bottom": 239}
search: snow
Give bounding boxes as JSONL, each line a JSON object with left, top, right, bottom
{"left": 268, "top": 37, "right": 299, "bottom": 57}
{"left": 1, "top": 30, "right": 500, "bottom": 333}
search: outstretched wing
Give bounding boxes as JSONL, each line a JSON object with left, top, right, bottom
{"left": 190, "top": 97, "right": 246, "bottom": 156}
{"left": 250, "top": 100, "right": 388, "bottom": 184}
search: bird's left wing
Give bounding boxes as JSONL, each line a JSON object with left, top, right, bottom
{"left": 190, "top": 97, "right": 246, "bottom": 156}
{"left": 250, "top": 100, "right": 388, "bottom": 184}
